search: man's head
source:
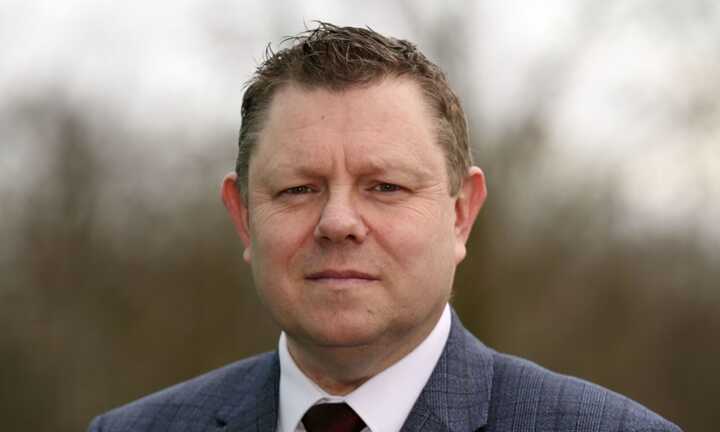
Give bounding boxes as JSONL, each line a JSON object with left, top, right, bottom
{"left": 235, "top": 22, "right": 472, "bottom": 199}
{"left": 222, "top": 22, "right": 486, "bottom": 392}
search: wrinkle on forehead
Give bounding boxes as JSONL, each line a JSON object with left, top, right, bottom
{"left": 250, "top": 77, "right": 446, "bottom": 185}
{"left": 255, "top": 129, "right": 437, "bottom": 184}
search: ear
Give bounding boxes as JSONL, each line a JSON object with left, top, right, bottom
{"left": 221, "top": 172, "right": 253, "bottom": 263}
{"left": 453, "top": 166, "right": 487, "bottom": 264}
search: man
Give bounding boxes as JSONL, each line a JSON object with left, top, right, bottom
{"left": 89, "top": 23, "right": 681, "bottom": 432}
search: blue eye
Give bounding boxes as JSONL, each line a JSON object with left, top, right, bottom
{"left": 373, "top": 183, "right": 401, "bottom": 192}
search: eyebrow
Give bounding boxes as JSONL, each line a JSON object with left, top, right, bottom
{"left": 356, "top": 157, "right": 434, "bottom": 182}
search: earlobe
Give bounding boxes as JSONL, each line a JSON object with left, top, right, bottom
{"left": 221, "top": 173, "right": 253, "bottom": 257}
{"left": 242, "top": 247, "right": 252, "bottom": 263}
{"left": 453, "top": 167, "right": 487, "bottom": 262}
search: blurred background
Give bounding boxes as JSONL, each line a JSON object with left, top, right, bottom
{"left": 1, "top": 0, "right": 718, "bottom": 430}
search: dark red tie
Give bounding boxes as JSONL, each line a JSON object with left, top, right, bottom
{"left": 302, "top": 403, "right": 366, "bottom": 432}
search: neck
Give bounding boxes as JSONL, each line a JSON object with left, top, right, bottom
{"left": 285, "top": 311, "right": 442, "bottom": 395}
{"left": 285, "top": 342, "right": 387, "bottom": 395}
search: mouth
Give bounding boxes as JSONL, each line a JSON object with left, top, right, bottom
{"left": 305, "top": 270, "right": 379, "bottom": 283}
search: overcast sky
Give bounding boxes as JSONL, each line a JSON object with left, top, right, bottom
{"left": 1, "top": 0, "right": 718, "bottom": 247}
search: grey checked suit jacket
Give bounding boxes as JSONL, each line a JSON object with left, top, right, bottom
{"left": 89, "top": 310, "right": 682, "bottom": 432}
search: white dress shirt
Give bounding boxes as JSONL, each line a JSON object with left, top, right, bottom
{"left": 276, "top": 303, "right": 451, "bottom": 432}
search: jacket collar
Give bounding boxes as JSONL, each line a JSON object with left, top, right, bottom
{"left": 218, "top": 308, "right": 493, "bottom": 432}
{"left": 219, "top": 352, "right": 280, "bottom": 432}
{"left": 400, "top": 309, "right": 493, "bottom": 432}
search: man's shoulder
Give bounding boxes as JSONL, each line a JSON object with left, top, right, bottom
{"left": 486, "top": 349, "right": 681, "bottom": 432}
{"left": 88, "top": 351, "right": 278, "bottom": 432}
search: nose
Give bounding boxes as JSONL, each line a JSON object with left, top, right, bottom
{"left": 314, "top": 189, "right": 368, "bottom": 244}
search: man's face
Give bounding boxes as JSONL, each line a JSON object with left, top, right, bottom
{"left": 223, "top": 77, "right": 485, "bottom": 357}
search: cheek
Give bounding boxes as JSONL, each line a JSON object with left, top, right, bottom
{"left": 370, "top": 204, "right": 457, "bottom": 269}
{"left": 249, "top": 220, "right": 309, "bottom": 310}
{"left": 248, "top": 209, "right": 321, "bottom": 313}
{"left": 252, "top": 225, "right": 307, "bottom": 272}
{"left": 250, "top": 205, "right": 318, "bottom": 260}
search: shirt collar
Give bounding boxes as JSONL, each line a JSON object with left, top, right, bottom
{"left": 277, "top": 304, "right": 451, "bottom": 432}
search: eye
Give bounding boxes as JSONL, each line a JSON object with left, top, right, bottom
{"left": 281, "top": 185, "right": 315, "bottom": 195}
{"left": 372, "top": 183, "right": 402, "bottom": 193}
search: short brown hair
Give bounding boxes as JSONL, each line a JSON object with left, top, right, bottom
{"left": 236, "top": 22, "right": 472, "bottom": 197}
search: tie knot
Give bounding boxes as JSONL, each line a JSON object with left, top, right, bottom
{"left": 302, "top": 403, "right": 366, "bottom": 432}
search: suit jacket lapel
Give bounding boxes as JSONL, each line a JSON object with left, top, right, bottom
{"left": 401, "top": 309, "right": 494, "bottom": 432}
{"left": 218, "top": 352, "right": 280, "bottom": 432}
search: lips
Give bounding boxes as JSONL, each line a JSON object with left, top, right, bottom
{"left": 305, "top": 270, "right": 379, "bottom": 281}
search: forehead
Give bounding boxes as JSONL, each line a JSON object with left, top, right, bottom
{"left": 250, "top": 78, "right": 445, "bottom": 175}
{"left": 266, "top": 78, "right": 433, "bottom": 129}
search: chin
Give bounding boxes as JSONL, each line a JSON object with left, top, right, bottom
{"left": 301, "top": 317, "right": 385, "bottom": 349}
